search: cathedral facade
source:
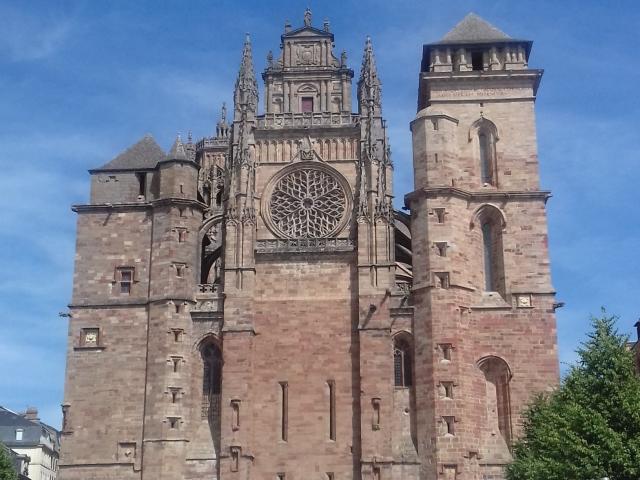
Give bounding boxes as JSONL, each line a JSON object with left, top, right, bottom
{"left": 59, "top": 12, "right": 559, "bottom": 480}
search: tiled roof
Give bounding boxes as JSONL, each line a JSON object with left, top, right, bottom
{"left": 95, "top": 134, "right": 165, "bottom": 171}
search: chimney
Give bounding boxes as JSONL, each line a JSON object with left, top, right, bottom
{"left": 23, "top": 407, "right": 38, "bottom": 421}
{"left": 635, "top": 321, "right": 640, "bottom": 342}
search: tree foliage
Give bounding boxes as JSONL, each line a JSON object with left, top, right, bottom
{"left": 0, "top": 446, "right": 17, "bottom": 480}
{"left": 507, "top": 312, "right": 640, "bottom": 480}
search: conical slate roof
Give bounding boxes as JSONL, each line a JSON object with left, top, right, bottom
{"left": 439, "top": 13, "right": 512, "bottom": 44}
{"left": 95, "top": 134, "right": 165, "bottom": 171}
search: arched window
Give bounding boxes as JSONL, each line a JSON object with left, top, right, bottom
{"left": 472, "top": 204, "right": 506, "bottom": 297}
{"left": 481, "top": 219, "right": 504, "bottom": 294}
{"left": 200, "top": 222, "right": 222, "bottom": 285}
{"left": 479, "top": 132, "right": 493, "bottom": 184}
{"left": 470, "top": 118, "right": 499, "bottom": 186}
{"left": 393, "top": 335, "right": 413, "bottom": 387}
{"left": 201, "top": 342, "right": 222, "bottom": 418}
{"left": 477, "top": 356, "right": 512, "bottom": 448}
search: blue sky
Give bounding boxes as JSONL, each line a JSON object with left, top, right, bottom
{"left": 1, "top": 0, "right": 638, "bottom": 428}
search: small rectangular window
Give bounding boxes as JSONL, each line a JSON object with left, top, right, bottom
{"left": 280, "top": 382, "right": 288, "bottom": 442}
{"left": 117, "top": 267, "right": 134, "bottom": 295}
{"left": 435, "top": 242, "right": 447, "bottom": 257}
{"left": 443, "top": 416, "right": 455, "bottom": 435}
{"left": 168, "top": 417, "right": 179, "bottom": 429}
{"left": 172, "top": 329, "right": 183, "bottom": 342}
{"left": 471, "top": 51, "right": 484, "bottom": 71}
{"left": 371, "top": 397, "right": 381, "bottom": 431}
{"left": 434, "top": 208, "right": 446, "bottom": 224}
{"left": 277, "top": 473, "right": 285, "bottom": 480}
{"left": 170, "top": 388, "right": 180, "bottom": 404}
{"left": 231, "top": 399, "right": 241, "bottom": 431}
{"left": 15, "top": 429, "right": 23, "bottom": 441}
{"left": 135, "top": 172, "right": 146, "bottom": 198}
{"left": 170, "top": 356, "right": 181, "bottom": 372}
{"left": 442, "top": 382, "right": 454, "bottom": 399}
{"left": 440, "top": 343, "right": 453, "bottom": 361}
{"left": 328, "top": 380, "right": 336, "bottom": 440}
{"left": 434, "top": 272, "right": 450, "bottom": 289}
{"left": 177, "top": 229, "right": 187, "bottom": 243}
{"left": 61, "top": 404, "right": 70, "bottom": 432}
{"left": 301, "top": 97, "right": 314, "bottom": 113}
{"left": 372, "top": 466, "right": 381, "bottom": 480}
{"left": 230, "top": 447, "right": 240, "bottom": 472}
{"left": 175, "top": 264, "right": 185, "bottom": 278}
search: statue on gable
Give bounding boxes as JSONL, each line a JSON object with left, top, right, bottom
{"left": 304, "top": 8, "right": 312, "bottom": 27}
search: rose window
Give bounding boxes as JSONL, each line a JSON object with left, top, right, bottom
{"left": 267, "top": 166, "right": 348, "bottom": 238}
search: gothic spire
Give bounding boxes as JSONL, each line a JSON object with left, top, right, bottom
{"left": 358, "top": 36, "right": 382, "bottom": 116}
{"left": 234, "top": 34, "right": 258, "bottom": 116}
{"left": 167, "top": 134, "right": 187, "bottom": 161}
{"left": 216, "top": 102, "right": 229, "bottom": 139}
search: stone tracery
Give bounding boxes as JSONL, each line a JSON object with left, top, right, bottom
{"left": 268, "top": 166, "right": 348, "bottom": 238}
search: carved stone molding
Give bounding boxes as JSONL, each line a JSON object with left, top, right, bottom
{"left": 256, "top": 237, "right": 354, "bottom": 254}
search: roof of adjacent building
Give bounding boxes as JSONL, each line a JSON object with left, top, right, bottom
{"left": 93, "top": 134, "right": 166, "bottom": 172}
{"left": 0, "top": 407, "right": 60, "bottom": 452}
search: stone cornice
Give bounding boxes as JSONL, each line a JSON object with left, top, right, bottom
{"left": 150, "top": 198, "right": 207, "bottom": 210}
{"left": 404, "top": 186, "right": 551, "bottom": 206}
{"left": 72, "top": 202, "right": 150, "bottom": 213}
{"left": 422, "top": 68, "right": 543, "bottom": 83}
{"left": 423, "top": 68, "right": 543, "bottom": 96}
{"left": 72, "top": 198, "right": 207, "bottom": 213}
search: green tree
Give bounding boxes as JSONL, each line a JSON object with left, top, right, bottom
{"left": 0, "top": 446, "right": 17, "bottom": 480}
{"left": 507, "top": 312, "right": 640, "bottom": 480}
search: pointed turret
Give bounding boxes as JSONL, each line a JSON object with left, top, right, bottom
{"left": 358, "top": 37, "right": 382, "bottom": 116}
{"left": 216, "top": 103, "right": 230, "bottom": 139}
{"left": 233, "top": 34, "right": 258, "bottom": 119}
{"left": 166, "top": 134, "right": 187, "bottom": 161}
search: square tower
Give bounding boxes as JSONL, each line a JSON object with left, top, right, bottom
{"left": 406, "top": 14, "right": 559, "bottom": 480}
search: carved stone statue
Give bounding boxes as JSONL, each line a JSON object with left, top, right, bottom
{"left": 341, "top": 51, "right": 347, "bottom": 67}
{"left": 304, "top": 8, "right": 312, "bottom": 27}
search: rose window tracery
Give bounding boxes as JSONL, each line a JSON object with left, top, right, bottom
{"left": 267, "top": 165, "right": 349, "bottom": 238}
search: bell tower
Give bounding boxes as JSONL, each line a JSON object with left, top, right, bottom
{"left": 407, "top": 14, "right": 559, "bottom": 480}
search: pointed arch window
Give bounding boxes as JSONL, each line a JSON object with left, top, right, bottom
{"left": 481, "top": 219, "right": 504, "bottom": 294}
{"left": 470, "top": 118, "right": 499, "bottom": 186}
{"left": 472, "top": 205, "right": 506, "bottom": 297}
{"left": 201, "top": 342, "right": 222, "bottom": 418}
{"left": 479, "top": 132, "right": 493, "bottom": 184}
{"left": 393, "top": 335, "right": 413, "bottom": 387}
{"left": 478, "top": 356, "right": 512, "bottom": 448}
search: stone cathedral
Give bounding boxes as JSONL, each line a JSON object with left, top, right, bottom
{"left": 60, "top": 12, "right": 559, "bottom": 480}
